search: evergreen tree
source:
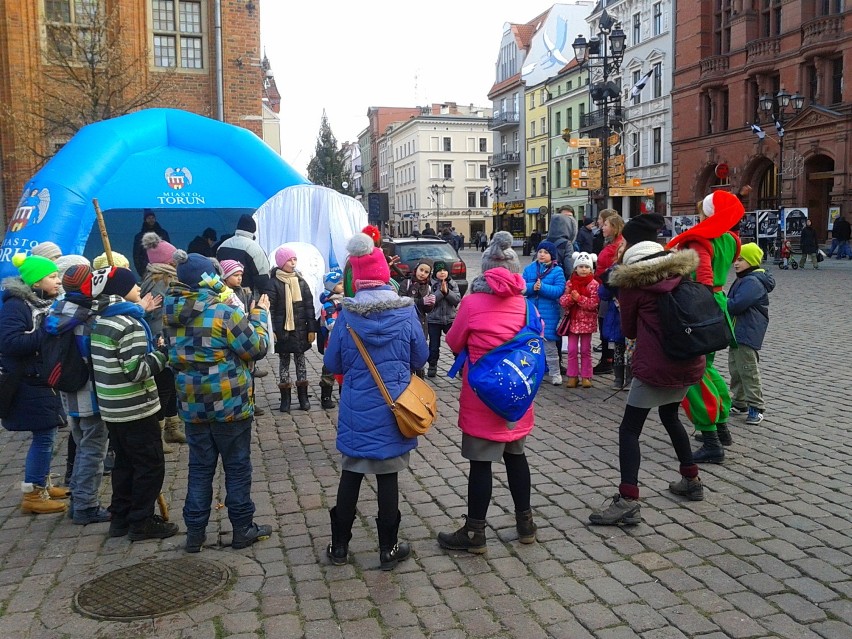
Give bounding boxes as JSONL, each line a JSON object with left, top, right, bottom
{"left": 307, "top": 111, "right": 348, "bottom": 193}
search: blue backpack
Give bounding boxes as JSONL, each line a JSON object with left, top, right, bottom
{"left": 448, "top": 299, "right": 546, "bottom": 423}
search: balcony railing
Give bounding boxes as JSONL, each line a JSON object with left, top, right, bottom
{"left": 488, "top": 152, "right": 521, "bottom": 167}
{"left": 801, "top": 14, "right": 844, "bottom": 49}
{"left": 579, "top": 106, "right": 624, "bottom": 131}
{"left": 746, "top": 37, "right": 780, "bottom": 65}
{"left": 488, "top": 111, "right": 520, "bottom": 130}
{"left": 699, "top": 55, "right": 729, "bottom": 79}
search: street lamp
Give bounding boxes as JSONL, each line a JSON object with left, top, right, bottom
{"left": 572, "top": 10, "right": 626, "bottom": 211}
{"left": 758, "top": 88, "right": 804, "bottom": 213}
{"left": 486, "top": 167, "right": 507, "bottom": 232}
{"left": 430, "top": 182, "right": 449, "bottom": 232}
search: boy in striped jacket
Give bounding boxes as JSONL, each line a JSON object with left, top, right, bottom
{"left": 90, "top": 266, "right": 177, "bottom": 541}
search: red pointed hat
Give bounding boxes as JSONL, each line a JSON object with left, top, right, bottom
{"left": 666, "top": 190, "right": 744, "bottom": 249}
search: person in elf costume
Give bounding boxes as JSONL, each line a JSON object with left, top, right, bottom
{"left": 666, "top": 190, "right": 743, "bottom": 464}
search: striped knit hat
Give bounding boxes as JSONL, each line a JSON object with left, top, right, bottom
{"left": 62, "top": 264, "right": 93, "bottom": 296}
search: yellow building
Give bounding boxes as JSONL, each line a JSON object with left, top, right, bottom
{"left": 524, "top": 83, "right": 550, "bottom": 237}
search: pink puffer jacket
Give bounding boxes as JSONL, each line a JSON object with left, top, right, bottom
{"left": 446, "top": 269, "right": 534, "bottom": 441}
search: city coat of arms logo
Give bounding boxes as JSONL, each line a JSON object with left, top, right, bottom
{"left": 165, "top": 167, "right": 193, "bottom": 190}
{"left": 10, "top": 188, "right": 50, "bottom": 232}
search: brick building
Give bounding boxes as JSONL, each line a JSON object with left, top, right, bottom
{"left": 0, "top": 0, "right": 266, "bottom": 220}
{"left": 671, "top": 1, "right": 851, "bottom": 238}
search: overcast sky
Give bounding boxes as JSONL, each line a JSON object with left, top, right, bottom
{"left": 259, "top": 0, "right": 581, "bottom": 176}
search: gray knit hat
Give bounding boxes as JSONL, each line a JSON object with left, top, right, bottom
{"left": 482, "top": 231, "right": 521, "bottom": 274}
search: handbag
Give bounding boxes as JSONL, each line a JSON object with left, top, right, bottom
{"left": 347, "top": 325, "right": 437, "bottom": 438}
{"left": 556, "top": 312, "right": 571, "bottom": 337}
{"left": 817, "top": 249, "right": 826, "bottom": 263}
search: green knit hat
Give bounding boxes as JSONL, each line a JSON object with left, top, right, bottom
{"left": 12, "top": 253, "right": 58, "bottom": 286}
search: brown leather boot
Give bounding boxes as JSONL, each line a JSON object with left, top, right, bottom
{"left": 21, "top": 483, "right": 67, "bottom": 515}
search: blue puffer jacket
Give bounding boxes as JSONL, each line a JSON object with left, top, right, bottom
{"left": 522, "top": 261, "right": 566, "bottom": 340}
{"left": 324, "top": 286, "right": 429, "bottom": 460}
{"left": 727, "top": 268, "right": 775, "bottom": 351}
{"left": 0, "top": 278, "right": 65, "bottom": 432}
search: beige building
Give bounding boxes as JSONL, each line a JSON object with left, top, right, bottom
{"left": 388, "top": 103, "right": 494, "bottom": 239}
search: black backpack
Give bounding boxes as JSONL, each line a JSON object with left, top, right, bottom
{"left": 657, "top": 279, "right": 732, "bottom": 361}
{"left": 40, "top": 329, "right": 90, "bottom": 392}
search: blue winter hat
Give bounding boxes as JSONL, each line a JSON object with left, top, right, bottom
{"left": 174, "top": 250, "right": 215, "bottom": 289}
{"left": 323, "top": 270, "right": 343, "bottom": 292}
{"left": 536, "top": 240, "right": 558, "bottom": 262}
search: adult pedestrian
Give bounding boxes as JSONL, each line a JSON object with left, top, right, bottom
{"left": 577, "top": 216, "right": 596, "bottom": 253}
{"left": 798, "top": 218, "right": 820, "bottom": 269}
{"left": 422, "top": 223, "right": 437, "bottom": 237}
{"left": 828, "top": 214, "right": 851, "bottom": 259}
{"left": 528, "top": 229, "right": 542, "bottom": 257}
{"left": 133, "top": 211, "right": 170, "bottom": 276}
{"left": 323, "top": 232, "right": 428, "bottom": 570}
{"left": 589, "top": 214, "right": 706, "bottom": 526}
{"left": 0, "top": 253, "right": 68, "bottom": 515}
{"left": 187, "top": 228, "right": 218, "bottom": 257}
{"left": 216, "top": 214, "right": 271, "bottom": 296}
{"left": 438, "top": 231, "right": 540, "bottom": 553}
{"left": 592, "top": 208, "right": 616, "bottom": 255}
{"left": 594, "top": 211, "right": 625, "bottom": 375}
{"left": 666, "top": 191, "right": 743, "bottom": 463}
{"left": 164, "top": 252, "right": 273, "bottom": 552}
{"left": 545, "top": 208, "right": 579, "bottom": 279}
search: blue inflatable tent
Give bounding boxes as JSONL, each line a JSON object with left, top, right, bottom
{"left": 1, "top": 108, "right": 307, "bottom": 280}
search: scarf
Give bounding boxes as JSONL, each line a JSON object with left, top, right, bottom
{"left": 101, "top": 301, "right": 156, "bottom": 353}
{"left": 569, "top": 272, "right": 594, "bottom": 295}
{"left": 145, "top": 262, "right": 177, "bottom": 283}
{"left": 275, "top": 269, "right": 302, "bottom": 331}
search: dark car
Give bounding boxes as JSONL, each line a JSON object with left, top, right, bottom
{"left": 382, "top": 237, "right": 468, "bottom": 296}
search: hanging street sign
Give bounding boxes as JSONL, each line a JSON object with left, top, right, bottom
{"left": 569, "top": 138, "right": 601, "bottom": 148}
{"left": 609, "top": 187, "right": 655, "bottom": 197}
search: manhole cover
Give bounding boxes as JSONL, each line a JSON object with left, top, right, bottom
{"left": 74, "top": 558, "right": 232, "bottom": 621}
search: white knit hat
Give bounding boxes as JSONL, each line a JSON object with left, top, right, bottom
{"left": 482, "top": 231, "right": 521, "bottom": 273}
{"left": 572, "top": 251, "right": 597, "bottom": 271}
{"left": 623, "top": 241, "right": 668, "bottom": 265}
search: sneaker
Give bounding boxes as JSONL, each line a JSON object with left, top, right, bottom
{"left": 232, "top": 522, "right": 272, "bottom": 549}
{"left": 588, "top": 494, "right": 641, "bottom": 526}
{"left": 669, "top": 477, "right": 705, "bottom": 501}
{"left": 128, "top": 515, "right": 179, "bottom": 541}
{"left": 73, "top": 505, "right": 112, "bottom": 526}
{"left": 729, "top": 405, "right": 747, "bottom": 415}
{"left": 745, "top": 408, "right": 764, "bottom": 425}
{"left": 550, "top": 373, "right": 562, "bottom": 385}
{"left": 593, "top": 343, "right": 603, "bottom": 353}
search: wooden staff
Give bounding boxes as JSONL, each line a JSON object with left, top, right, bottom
{"left": 93, "top": 198, "right": 169, "bottom": 521}
{"left": 93, "top": 198, "right": 114, "bottom": 267}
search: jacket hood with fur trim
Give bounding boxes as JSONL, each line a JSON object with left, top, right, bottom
{"left": 608, "top": 248, "right": 699, "bottom": 290}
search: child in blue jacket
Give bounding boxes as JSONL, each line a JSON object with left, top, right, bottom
{"left": 522, "top": 241, "right": 567, "bottom": 384}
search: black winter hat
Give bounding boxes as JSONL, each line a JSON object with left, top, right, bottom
{"left": 237, "top": 214, "right": 257, "bottom": 234}
{"left": 622, "top": 213, "right": 665, "bottom": 245}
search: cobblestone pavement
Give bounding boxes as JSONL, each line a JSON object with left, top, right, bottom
{"left": 0, "top": 250, "right": 851, "bottom": 638}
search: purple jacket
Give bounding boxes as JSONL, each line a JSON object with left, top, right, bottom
{"left": 609, "top": 249, "right": 704, "bottom": 389}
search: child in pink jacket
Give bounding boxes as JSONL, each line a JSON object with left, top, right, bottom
{"left": 560, "top": 252, "right": 600, "bottom": 388}
{"left": 438, "top": 232, "right": 539, "bottom": 555}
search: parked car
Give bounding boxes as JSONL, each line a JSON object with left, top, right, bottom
{"left": 381, "top": 237, "right": 468, "bottom": 296}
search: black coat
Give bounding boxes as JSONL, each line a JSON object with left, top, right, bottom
{"left": 577, "top": 226, "right": 595, "bottom": 253}
{"left": 133, "top": 222, "right": 171, "bottom": 275}
{"left": 187, "top": 235, "right": 215, "bottom": 257}
{"left": 833, "top": 217, "right": 851, "bottom": 242}
{"left": 265, "top": 270, "right": 319, "bottom": 354}
{"left": 0, "top": 280, "right": 65, "bottom": 432}
{"left": 800, "top": 226, "right": 819, "bottom": 254}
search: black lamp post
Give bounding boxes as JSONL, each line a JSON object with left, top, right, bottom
{"left": 487, "top": 167, "right": 507, "bottom": 232}
{"left": 430, "top": 182, "right": 449, "bottom": 232}
{"left": 758, "top": 88, "right": 804, "bottom": 214}
{"left": 572, "top": 10, "right": 626, "bottom": 212}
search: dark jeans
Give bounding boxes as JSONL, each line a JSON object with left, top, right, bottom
{"left": 183, "top": 418, "right": 255, "bottom": 532}
{"left": 107, "top": 416, "right": 165, "bottom": 524}
{"left": 427, "top": 322, "right": 452, "bottom": 367}
{"left": 618, "top": 403, "right": 694, "bottom": 498}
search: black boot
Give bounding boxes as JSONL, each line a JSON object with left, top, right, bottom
{"left": 693, "top": 430, "right": 725, "bottom": 464}
{"left": 611, "top": 364, "right": 624, "bottom": 390}
{"left": 515, "top": 509, "right": 537, "bottom": 544}
{"left": 593, "top": 345, "right": 614, "bottom": 374}
{"left": 437, "top": 515, "right": 487, "bottom": 554}
{"left": 326, "top": 507, "right": 354, "bottom": 566}
{"left": 278, "top": 384, "right": 291, "bottom": 413}
{"left": 296, "top": 383, "right": 311, "bottom": 411}
{"left": 376, "top": 511, "right": 411, "bottom": 571}
{"left": 716, "top": 422, "right": 733, "bottom": 446}
{"left": 320, "top": 384, "right": 336, "bottom": 409}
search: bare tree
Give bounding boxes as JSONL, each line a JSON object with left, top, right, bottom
{"left": 1, "top": 0, "right": 176, "bottom": 170}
